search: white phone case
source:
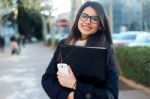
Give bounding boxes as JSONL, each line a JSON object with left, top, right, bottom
{"left": 57, "top": 63, "right": 69, "bottom": 74}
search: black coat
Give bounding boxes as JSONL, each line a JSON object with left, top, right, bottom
{"left": 41, "top": 40, "right": 119, "bottom": 99}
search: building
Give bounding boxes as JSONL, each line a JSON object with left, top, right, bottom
{"left": 122, "top": 0, "right": 143, "bottom": 31}
{"left": 112, "top": 0, "right": 123, "bottom": 33}
{"left": 143, "top": 0, "right": 150, "bottom": 32}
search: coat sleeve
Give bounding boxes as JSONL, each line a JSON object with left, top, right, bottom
{"left": 74, "top": 47, "right": 119, "bottom": 99}
{"left": 41, "top": 40, "right": 72, "bottom": 99}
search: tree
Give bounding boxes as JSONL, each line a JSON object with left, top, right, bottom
{"left": 17, "top": 0, "right": 43, "bottom": 41}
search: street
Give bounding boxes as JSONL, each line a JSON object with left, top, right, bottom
{"left": 0, "top": 43, "right": 50, "bottom": 99}
{"left": 0, "top": 42, "right": 150, "bottom": 99}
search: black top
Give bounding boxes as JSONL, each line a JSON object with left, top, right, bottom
{"left": 41, "top": 39, "right": 119, "bottom": 99}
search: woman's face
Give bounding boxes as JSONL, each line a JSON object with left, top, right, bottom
{"left": 78, "top": 7, "right": 100, "bottom": 40}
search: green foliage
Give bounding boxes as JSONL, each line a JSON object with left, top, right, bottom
{"left": 115, "top": 46, "right": 150, "bottom": 87}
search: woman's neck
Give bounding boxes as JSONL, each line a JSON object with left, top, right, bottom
{"left": 75, "top": 39, "right": 87, "bottom": 46}
{"left": 80, "top": 35, "right": 89, "bottom": 40}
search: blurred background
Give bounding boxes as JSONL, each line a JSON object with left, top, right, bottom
{"left": 0, "top": 0, "right": 150, "bottom": 47}
{"left": 0, "top": 0, "right": 150, "bottom": 99}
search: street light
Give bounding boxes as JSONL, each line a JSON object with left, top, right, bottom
{"left": 109, "top": 0, "right": 113, "bottom": 33}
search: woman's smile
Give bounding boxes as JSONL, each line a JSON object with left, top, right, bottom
{"left": 82, "top": 25, "right": 92, "bottom": 31}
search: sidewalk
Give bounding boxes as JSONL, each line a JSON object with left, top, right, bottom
{"left": 0, "top": 42, "right": 150, "bottom": 99}
{"left": 0, "top": 42, "right": 51, "bottom": 99}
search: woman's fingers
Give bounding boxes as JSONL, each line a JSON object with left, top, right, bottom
{"left": 57, "top": 71, "right": 68, "bottom": 81}
{"left": 57, "top": 71, "right": 65, "bottom": 77}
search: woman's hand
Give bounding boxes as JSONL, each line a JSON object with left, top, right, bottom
{"left": 57, "top": 65, "right": 76, "bottom": 89}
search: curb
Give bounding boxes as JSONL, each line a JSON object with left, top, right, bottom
{"left": 120, "top": 76, "right": 150, "bottom": 94}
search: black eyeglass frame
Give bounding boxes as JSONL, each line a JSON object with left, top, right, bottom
{"left": 79, "top": 13, "right": 100, "bottom": 24}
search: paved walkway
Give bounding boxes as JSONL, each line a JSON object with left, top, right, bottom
{"left": 0, "top": 42, "right": 150, "bottom": 99}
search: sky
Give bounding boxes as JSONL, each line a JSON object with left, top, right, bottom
{"left": 52, "top": 0, "right": 71, "bottom": 16}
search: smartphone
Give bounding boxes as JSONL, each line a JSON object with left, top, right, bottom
{"left": 57, "top": 63, "right": 69, "bottom": 74}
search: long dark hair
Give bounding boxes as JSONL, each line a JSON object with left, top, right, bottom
{"left": 65, "top": 1, "right": 113, "bottom": 47}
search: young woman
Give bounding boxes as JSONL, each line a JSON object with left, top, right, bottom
{"left": 42, "top": 1, "right": 119, "bottom": 99}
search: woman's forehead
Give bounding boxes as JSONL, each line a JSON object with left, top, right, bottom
{"left": 81, "top": 7, "right": 98, "bottom": 16}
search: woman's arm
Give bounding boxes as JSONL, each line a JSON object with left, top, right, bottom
{"left": 74, "top": 47, "right": 119, "bottom": 99}
{"left": 41, "top": 40, "right": 73, "bottom": 99}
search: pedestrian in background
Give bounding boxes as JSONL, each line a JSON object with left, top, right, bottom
{"left": 0, "top": 35, "right": 5, "bottom": 52}
{"left": 42, "top": 1, "right": 119, "bottom": 99}
{"left": 10, "top": 36, "right": 19, "bottom": 55}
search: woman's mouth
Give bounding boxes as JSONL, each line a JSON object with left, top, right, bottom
{"left": 82, "top": 25, "right": 92, "bottom": 31}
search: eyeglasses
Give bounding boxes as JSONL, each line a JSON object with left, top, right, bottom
{"left": 79, "top": 13, "right": 99, "bottom": 24}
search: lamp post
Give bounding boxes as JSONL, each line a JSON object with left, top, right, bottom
{"left": 70, "top": 0, "right": 75, "bottom": 31}
{"left": 45, "top": 0, "right": 55, "bottom": 48}
{"left": 109, "top": 0, "right": 113, "bottom": 33}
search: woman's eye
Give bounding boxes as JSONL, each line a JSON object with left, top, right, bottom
{"left": 82, "top": 15, "right": 88, "bottom": 18}
{"left": 92, "top": 16, "right": 99, "bottom": 21}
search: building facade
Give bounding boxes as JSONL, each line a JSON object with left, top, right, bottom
{"left": 122, "top": 0, "right": 143, "bottom": 31}
{"left": 143, "top": 0, "right": 150, "bottom": 31}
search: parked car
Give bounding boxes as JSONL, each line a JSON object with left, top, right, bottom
{"left": 128, "top": 33, "right": 150, "bottom": 47}
{"left": 112, "top": 31, "right": 148, "bottom": 46}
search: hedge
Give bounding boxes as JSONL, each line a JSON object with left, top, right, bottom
{"left": 115, "top": 46, "right": 150, "bottom": 87}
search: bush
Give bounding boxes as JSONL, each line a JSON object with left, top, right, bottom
{"left": 115, "top": 46, "right": 150, "bottom": 87}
